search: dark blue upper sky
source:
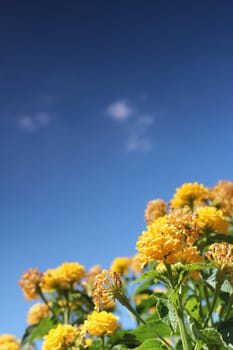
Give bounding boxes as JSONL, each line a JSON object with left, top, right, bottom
{"left": 1, "top": 0, "right": 233, "bottom": 338}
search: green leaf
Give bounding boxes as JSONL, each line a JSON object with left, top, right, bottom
{"left": 218, "top": 319, "right": 233, "bottom": 346}
{"left": 183, "top": 262, "right": 214, "bottom": 272}
{"left": 221, "top": 279, "right": 233, "bottom": 294}
{"left": 185, "top": 295, "right": 200, "bottom": 321}
{"left": 127, "top": 338, "right": 163, "bottom": 349}
{"left": 30, "top": 318, "right": 55, "bottom": 343}
{"left": 132, "top": 271, "right": 160, "bottom": 285}
{"left": 167, "top": 300, "right": 177, "bottom": 332}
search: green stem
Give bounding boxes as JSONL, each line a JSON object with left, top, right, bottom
{"left": 101, "top": 336, "right": 105, "bottom": 350}
{"left": 176, "top": 294, "right": 191, "bottom": 350}
{"left": 204, "top": 281, "right": 221, "bottom": 328}
{"left": 165, "top": 264, "right": 191, "bottom": 350}
{"left": 118, "top": 293, "right": 173, "bottom": 349}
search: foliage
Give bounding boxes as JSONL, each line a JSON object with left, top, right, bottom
{"left": 2, "top": 179, "right": 233, "bottom": 350}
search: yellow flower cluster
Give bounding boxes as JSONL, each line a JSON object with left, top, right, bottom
{"left": 19, "top": 268, "right": 42, "bottom": 300}
{"left": 42, "top": 324, "right": 80, "bottom": 350}
{"left": 170, "top": 182, "right": 208, "bottom": 209}
{"left": 83, "top": 311, "right": 119, "bottom": 337}
{"left": 195, "top": 206, "right": 229, "bottom": 234}
{"left": 144, "top": 199, "right": 167, "bottom": 224}
{"left": 209, "top": 180, "right": 233, "bottom": 217}
{"left": 92, "top": 270, "right": 122, "bottom": 310}
{"left": 41, "top": 262, "right": 85, "bottom": 292}
{"left": 206, "top": 242, "right": 233, "bottom": 271}
{"left": 136, "top": 213, "right": 202, "bottom": 266}
{"left": 110, "top": 257, "right": 131, "bottom": 275}
{"left": 27, "top": 303, "right": 50, "bottom": 325}
{"left": 0, "top": 334, "right": 19, "bottom": 350}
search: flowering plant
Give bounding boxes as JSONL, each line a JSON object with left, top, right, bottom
{"left": 2, "top": 180, "right": 233, "bottom": 350}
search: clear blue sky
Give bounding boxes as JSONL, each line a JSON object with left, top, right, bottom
{"left": 1, "top": 0, "right": 233, "bottom": 338}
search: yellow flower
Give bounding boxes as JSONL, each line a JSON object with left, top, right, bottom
{"left": 206, "top": 242, "right": 233, "bottom": 272}
{"left": 170, "top": 182, "right": 208, "bottom": 210}
{"left": 209, "top": 180, "right": 233, "bottom": 217}
{"left": 0, "top": 335, "right": 20, "bottom": 350}
{"left": 83, "top": 311, "right": 119, "bottom": 337}
{"left": 136, "top": 216, "right": 184, "bottom": 265}
{"left": 144, "top": 199, "right": 167, "bottom": 224}
{"left": 92, "top": 270, "right": 122, "bottom": 311}
{"left": 195, "top": 206, "right": 229, "bottom": 234}
{"left": 41, "top": 262, "right": 85, "bottom": 292}
{"left": 19, "top": 268, "right": 42, "bottom": 300}
{"left": 27, "top": 303, "right": 50, "bottom": 325}
{"left": 130, "top": 254, "right": 143, "bottom": 276}
{"left": 42, "top": 324, "right": 80, "bottom": 350}
{"left": 110, "top": 257, "right": 131, "bottom": 275}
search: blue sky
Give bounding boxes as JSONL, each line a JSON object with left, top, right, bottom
{"left": 1, "top": 0, "right": 233, "bottom": 338}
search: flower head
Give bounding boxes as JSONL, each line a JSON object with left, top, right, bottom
{"left": 195, "top": 206, "right": 229, "bottom": 234}
{"left": 136, "top": 216, "right": 185, "bottom": 265}
{"left": 83, "top": 311, "right": 119, "bottom": 337}
{"left": 42, "top": 324, "right": 81, "bottom": 350}
{"left": 206, "top": 242, "right": 233, "bottom": 272}
{"left": 92, "top": 270, "right": 123, "bottom": 311}
{"left": 41, "top": 262, "right": 85, "bottom": 292}
{"left": 19, "top": 268, "right": 42, "bottom": 300}
{"left": 170, "top": 182, "right": 208, "bottom": 210}
{"left": 209, "top": 180, "right": 233, "bottom": 218}
{"left": 110, "top": 257, "right": 131, "bottom": 276}
{"left": 0, "top": 334, "right": 20, "bottom": 350}
{"left": 27, "top": 303, "right": 50, "bottom": 325}
{"left": 144, "top": 199, "right": 167, "bottom": 224}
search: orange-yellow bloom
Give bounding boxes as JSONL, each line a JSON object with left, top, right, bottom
{"left": 27, "top": 303, "right": 50, "bottom": 325}
{"left": 19, "top": 268, "right": 42, "bottom": 300}
{"left": 42, "top": 324, "right": 81, "bottom": 350}
{"left": 195, "top": 206, "right": 229, "bottom": 234}
{"left": 209, "top": 180, "right": 233, "bottom": 218}
{"left": 144, "top": 199, "right": 167, "bottom": 224}
{"left": 0, "top": 334, "right": 20, "bottom": 350}
{"left": 83, "top": 311, "right": 119, "bottom": 337}
{"left": 110, "top": 257, "right": 131, "bottom": 275}
{"left": 41, "top": 262, "right": 85, "bottom": 292}
{"left": 92, "top": 270, "right": 122, "bottom": 311}
{"left": 206, "top": 242, "right": 233, "bottom": 271}
{"left": 170, "top": 182, "right": 208, "bottom": 210}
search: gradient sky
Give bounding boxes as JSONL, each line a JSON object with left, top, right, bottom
{"left": 1, "top": 0, "right": 233, "bottom": 338}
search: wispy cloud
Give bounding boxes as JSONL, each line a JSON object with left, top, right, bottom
{"left": 18, "top": 113, "right": 54, "bottom": 131}
{"left": 106, "top": 98, "right": 155, "bottom": 153}
{"left": 126, "top": 115, "right": 154, "bottom": 152}
{"left": 106, "top": 100, "right": 133, "bottom": 121}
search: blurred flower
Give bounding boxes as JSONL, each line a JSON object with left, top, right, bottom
{"left": 170, "top": 182, "right": 208, "bottom": 210}
{"left": 195, "top": 206, "right": 229, "bottom": 234}
{"left": 41, "top": 262, "right": 85, "bottom": 292}
{"left": 209, "top": 180, "right": 233, "bottom": 218}
{"left": 130, "top": 254, "right": 143, "bottom": 276}
{"left": 19, "top": 268, "right": 42, "bottom": 300}
{"left": 92, "top": 270, "right": 122, "bottom": 311}
{"left": 27, "top": 303, "right": 50, "bottom": 325}
{"left": 144, "top": 199, "right": 167, "bottom": 224}
{"left": 0, "top": 334, "right": 20, "bottom": 350}
{"left": 110, "top": 257, "right": 131, "bottom": 275}
{"left": 42, "top": 324, "right": 81, "bottom": 350}
{"left": 83, "top": 311, "right": 119, "bottom": 337}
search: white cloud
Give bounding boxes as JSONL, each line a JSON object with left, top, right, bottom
{"left": 106, "top": 100, "right": 133, "bottom": 121}
{"left": 18, "top": 113, "right": 54, "bottom": 131}
{"left": 126, "top": 115, "right": 154, "bottom": 152}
